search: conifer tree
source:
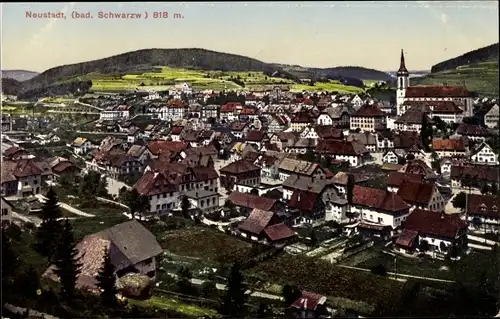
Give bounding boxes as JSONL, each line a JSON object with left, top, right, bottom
{"left": 35, "top": 187, "right": 63, "bottom": 262}
{"left": 220, "top": 262, "right": 248, "bottom": 318}
{"left": 96, "top": 247, "right": 118, "bottom": 308}
{"left": 54, "top": 219, "right": 82, "bottom": 299}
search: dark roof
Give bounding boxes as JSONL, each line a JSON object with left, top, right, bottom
{"left": 456, "top": 123, "right": 491, "bottom": 137}
{"left": 450, "top": 165, "right": 499, "bottom": 183}
{"left": 397, "top": 180, "right": 435, "bottom": 205}
{"left": 353, "top": 185, "right": 409, "bottom": 213}
{"left": 288, "top": 190, "right": 319, "bottom": 212}
{"left": 291, "top": 291, "right": 327, "bottom": 311}
{"left": 133, "top": 171, "right": 178, "bottom": 196}
{"left": 387, "top": 172, "right": 424, "bottom": 187}
{"left": 395, "top": 229, "right": 419, "bottom": 247}
{"left": 245, "top": 130, "right": 266, "bottom": 142}
{"left": 220, "top": 160, "right": 260, "bottom": 174}
{"left": 238, "top": 209, "right": 275, "bottom": 234}
{"left": 263, "top": 223, "right": 297, "bottom": 242}
{"left": 404, "top": 209, "right": 467, "bottom": 238}
{"left": 395, "top": 105, "right": 431, "bottom": 124}
{"left": 228, "top": 192, "right": 277, "bottom": 211}
{"left": 467, "top": 194, "right": 500, "bottom": 218}
{"left": 405, "top": 85, "right": 471, "bottom": 98}
{"left": 316, "top": 140, "right": 368, "bottom": 156}
{"left": 352, "top": 103, "right": 385, "bottom": 117}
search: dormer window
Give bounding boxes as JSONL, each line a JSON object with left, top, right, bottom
{"left": 493, "top": 205, "right": 498, "bottom": 212}
{"left": 480, "top": 203, "right": 487, "bottom": 211}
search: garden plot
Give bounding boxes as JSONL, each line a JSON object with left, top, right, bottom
{"left": 307, "top": 237, "right": 349, "bottom": 257}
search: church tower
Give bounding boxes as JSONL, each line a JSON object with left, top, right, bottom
{"left": 396, "top": 49, "right": 410, "bottom": 116}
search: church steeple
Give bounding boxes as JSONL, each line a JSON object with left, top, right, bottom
{"left": 397, "top": 49, "right": 409, "bottom": 76}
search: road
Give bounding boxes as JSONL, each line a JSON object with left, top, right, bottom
{"left": 167, "top": 272, "right": 283, "bottom": 301}
{"left": 468, "top": 234, "right": 499, "bottom": 246}
{"left": 35, "top": 194, "right": 95, "bottom": 217}
{"left": 106, "top": 176, "right": 132, "bottom": 196}
{"left": 337, "top": 265, "right": 456, "bottom": 283}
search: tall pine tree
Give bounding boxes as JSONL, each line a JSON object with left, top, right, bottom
{"left": 54, "top": 219, "right": 83, "bottom": 300}
{"left": 96, "top": 247, "right": 118, "bottom": 308}
{"left": 220, "top": 262, "right": 248, "bottom": 318}
{"left": 346, "top": 173, "right": 355, "bottom": 222}
{"left": 35, "top": 187, "right": 63, "bottom": 262}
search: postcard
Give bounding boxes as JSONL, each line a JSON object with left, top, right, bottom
{"left": 1, "top": 2, "right": 499, "bottom": 319}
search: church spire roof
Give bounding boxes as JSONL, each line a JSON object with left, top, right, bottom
{"left": 397, "top": 49, "right": 409, "bottom": 76}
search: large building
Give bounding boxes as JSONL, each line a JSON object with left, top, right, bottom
{"left": 395, "top": 50, "right": 474, "bottom": 117}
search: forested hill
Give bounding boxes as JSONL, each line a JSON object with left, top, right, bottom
{"left": 431, "top": 43, "right": 499, "bottom": 73}
{"left": 22, "top": 48, "right": 295, "bottom": 90}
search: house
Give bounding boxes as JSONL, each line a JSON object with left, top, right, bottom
{"left": 106, "top": 155, "right": 143, "bottom": 180}
{"left": 430, "top": 101, "right": 464, "bottom": 124}
{"left": 277, "top": 158, "right": 325, "bottom": 182}
{"left": 432, "top": 139, "right": 466, "bottom": 158}
{"left": 394, "top": 105, "right": 431, "bottom": 132}
{"left": 244, "top": 130, "right": 268, "bottom": 149}
{"left": 201, "top": 104, "right": 219, "bottom": 120}
{"left": 47, "top": 157, "right": 80, "bottom": 178}
{"left": 159, "top": 99, "right": 187, "bottom": 121}
{"left": 397, "top": 180, "right": 445, "bottom": 212}
{"left": 268, "top": 114, "right": 289, "bottom": 133}
{"left": 238, "top": 209, "right": 297, "bottom": 244}
{"left": 1, "top": 196, "right": 14, "bottom": 226}
{"left": 466, "top": 194, "right": 500, "bottom": 233}
{"left": 133, "top": 171, "right": 180, "bottom": 216}
{"left": 396, "top": 209, "right": 468, "bottom": 256}
{"left": 316, "top": 140, "right": 370, "bottom": 167}
{"left": 330, "top": 172, "right": 368, "bottom": 195}
{"left": 386, "top": 171, "right": 425, "bottom": 193}
{"left": 220, "top": 102, "right": 242, "bottom": 122}
{"left": 43, "top": 220, "right": 163, "bottom": 291}
{"left": 99, "top": 105, "right": 131, "bottom": 121}
{"left": 315, "top": 125, "right": 344, "bottom": 140}
{"left": 455, "top": 123, "right": 492, "bottom": 142}
{"left": 228, "top": 191, "right": 284, "bottom": 215}
{"left": 170, "top": 126, "right": 184, "bottom": 141}
{"left": 287, "top": 138, "right": 318, "bottom": 154}
{"left": 349, "top": 103, "right": 387, "bottom": 132}
{"left": 324, "top": 190, "right": 350, "bottom": 224}
{"left": 290, "top": 291, "right": 329, "bottom": 319}
{"left": 290, "top": 112, "right": 313, "bottom": 132}
{"left": 255, "top": 154, "right": 281, "bottom": 180}
{"left": 71, "top": 137, "right": 94, "bottom": 155}
{"left": 450, "top": 165, "right": 499, "bottom": 190}
{"left": 183, "top": 189, "right": 219, "bottom": 214}
{"left": 1, "top": 159, "right": 43, "bottom": 197}
{"left": 470, "top": 142, "right": 499, "bottom": 165}
{"left": 230, "top": 121, "right": 249, "bottom": 139}
{"left": 219, "top": 160, "right": 261, "bottom": 191}
{"left": 352, "top": 185, "right": 410, "bottom": 229}
{"left": 346, "top": 132, "right": 378, "bottom": 152}
{"left": 3, "top": 146, "right": 30, "bottom": 160}
{"left": 382, "top": 149, "right": 406, "bottom": 165}
{"left": 126, "top": 145, "right": 154, "bottom": 163}
{"left": 483, "top": 103, "right": 499, "bottom": 129}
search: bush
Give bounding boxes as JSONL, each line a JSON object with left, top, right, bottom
{"left": 371, "top": 264, "right": 388, "bottom": 276}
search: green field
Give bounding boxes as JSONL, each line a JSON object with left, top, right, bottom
{"left": 0, "top": 104, "right": 46, "bottom": 115}
{"left": 412, "top": 61, "right": 499, "bottom": 97}
{"left": 66, "top": 66, "right": 368, "bottom": 93}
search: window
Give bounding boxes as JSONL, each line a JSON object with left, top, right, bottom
{"left": 34, "top": 180, "right": 38, "bottom": 185}
{"left": 163, "top": 194, "right": 166, "bottom": 198}
{"left": 2, "top": 209, "right": 8, "bottom": 215}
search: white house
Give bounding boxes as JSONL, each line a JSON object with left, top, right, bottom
{"left": 352, "top": 185, "right": 410, "bottom": 229}
{"left": 70, "top": 137, "right": 94, "bottom": 155}
{"left": 1, "top": 196, "right": 14, "bottom": 225}
{"left": 183, "top": 189, "right": 219, "bottom": 214}
{"left": 470, "top": 142, "right": 499, "bottom": 165}
{"left": 134, "top": 171, "right": 180, "bottom": 215}
{"left": 99, "top": 105, "right": 131, "bottom": 121}
{"left": 484, "top": 104, "right": 499, "bottom": 129}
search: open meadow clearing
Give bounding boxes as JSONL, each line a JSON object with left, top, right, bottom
{"left": 412, "top": 61, "right": 499, "bottom": 97}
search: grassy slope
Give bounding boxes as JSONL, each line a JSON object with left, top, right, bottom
{"left": 411, "top": 61, "right": 499, "bottom": 97}
{"left": 84, "top": 66, "right": 365, "bottom": 93}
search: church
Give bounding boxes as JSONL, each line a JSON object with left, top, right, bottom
{"left": 395, "top": 50, "right": 474, "bottom": 117}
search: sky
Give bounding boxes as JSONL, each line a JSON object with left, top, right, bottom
{"left": 1, "top": 1, "right": 499, "bottom": 72}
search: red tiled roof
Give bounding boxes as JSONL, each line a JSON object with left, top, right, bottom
{"left": 133, "top": 171, "right": 177, "bottom": 196}
{"left": 2, "top": 159, "right": 43, "bottom": 179}
{"left": 291, "top": 112, "right": 313, "bottom": 123}
{"left": 316, "top": 140, "right": 367, "bottom": 156}
{"left": 404, "top": 209, "right": 467, "bottom": 239}
{"left": 352, "top": 103, "right": 385, "bottom": 117}
{"left": 395, "top": 229, "right": 419, "bottom": 248}
{"left": 315, "top": 126, "right": 344, "bottom": 139}
{"left": 288, "top": 190, "right": 319, "bottom": 212}
{"left": 353, "top": 185, "right": 409, "bottom": 213}
{"left": 228, "top": 192, "right": 277, "bottom": 211}
{"left": 432, "top": 139, "right": 466, "bottom": 151}
{"left": 397, "top": 180, "right": 435, "bottom": 205}
{"left": 467, "top": 194, "right": 500, "bottom": 218}
{"left": 405, "top": 85, "right": 470, "bottom": 98}
{"left": 263, "top": 223, "right": 297, "bottom": 242}
{"left": 387, "top": 172, "right": 425, "bottom": 187}
{"left": 171, "top": 126, "right": 184, "bottom": 135}
{"left": 230, "top": 121, "right": 248, "bottom": 131}
{"left": 450, "top": 165, "right": 499, "bottom": 183}
{"left": 51, "top": 161, "right": 78, "bottom": 174}
{"left": 291, "top": 291, "right": 326, "bottom": 311}
{"left": 238, "top": 209, "right": 275, "bottom": 234}
{"left": 4, "top": 146, "right": 26, "bottom": 157}
{"left": 147, "top": 140, "right": 187, "bottom": 155}
{"left": 220, "top": 160, "right": 260, "bottom": 174}
{"left": 245, "top": 130, "right": 266, "bottom": 142}
{"left": 432, "top": 101, "right": 464, "bottom": 114}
